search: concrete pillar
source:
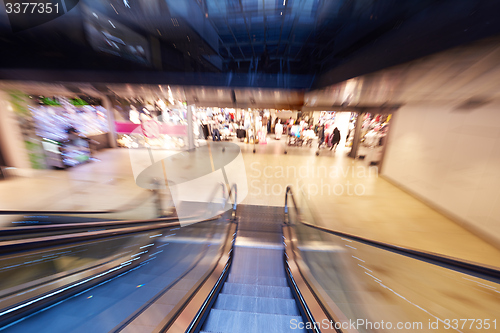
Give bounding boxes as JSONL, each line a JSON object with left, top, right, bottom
{"left": 150, "top": 36, "right": 163, "bottom": 70}
{"left": 333, "top": 111, "right": 351, "bottom": 148}
{"left": 0, "top": 91, "right": 31, "bottom": 171}
{"left": 348, "top": 111, "right": 364, "bottom": 158}
{"left": 378, "top": 110, "right": 397, "bottom": 173}
{"left": 101, "top": 95, "right": 117, "bottom": 148}
{"left": 187, "top": 105, "right": 195, "bottom": 150}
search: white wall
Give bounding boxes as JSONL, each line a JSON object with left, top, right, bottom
{"left": 333, "top": 112, "right": 351, "bottom": 148}
{"left": 382, "top": 102, "right": 500, "bottom": 243}
{"left": 0, "top": 91, "right": 31, "bottom": 171}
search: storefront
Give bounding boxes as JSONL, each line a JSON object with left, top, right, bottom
{"left": 0, "top": 87, "right": 113, "bottom": 171}
{"left": 355, "top": 113, "right": 392, "bottom": 165}
{"left": 30, "top": 96, "right": 111, "bottom": 168}
{"left": 112, "top": 89, "right": 190, "bottom": 150}
{"left": 0, "top": 145, "right": 5, "bottom": 180}
{"left": 193, "top": 106, "right": 280, "bottom": 145}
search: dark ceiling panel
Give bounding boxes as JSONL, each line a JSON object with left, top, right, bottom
{"left": 0, "top": 0, "right": 499, "bottom": 81}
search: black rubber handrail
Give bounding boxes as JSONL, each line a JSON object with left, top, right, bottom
{"left": 228, "top": 183, "right": 238, "bottom": 220}
{"left": 159, "top": 183, "right": 238, "bottom": 333}
{"left": 0, "top": 220, "right": 182, "bottom": 256}
{"left": 0, "top": 182, "right": 233, "bottom": 329}
{"left": 0, "top": 189, "right": 153, "bottom": 215}
{"left": 0, "top": 182, "right": 231, "bottom": 237}
{"left": 0, "top": 215, "right": 182, "bottom": 237}
{"left": 0, "top": 181, "right": 233, "bottom": 252}
{"left": 284, "top": 185, "right": 500, "bottom": 281}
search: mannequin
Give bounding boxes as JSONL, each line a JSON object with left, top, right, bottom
{"left": 275, "top": 119, "right": 283, "bottom": 140}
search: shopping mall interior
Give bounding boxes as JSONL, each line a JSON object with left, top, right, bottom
{"left": 0, "top": 1, "right": 499, "bottom": 332}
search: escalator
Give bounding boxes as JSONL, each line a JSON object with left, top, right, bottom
{"left": 200, "top": 205, "right": 305, "bottom": 333}
{"left": 0, "top": 184, "right": 499, "bottom": 333}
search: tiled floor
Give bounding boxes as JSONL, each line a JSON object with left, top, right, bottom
{"left": 1, "top": 137, "right": 500, "bottom": 268}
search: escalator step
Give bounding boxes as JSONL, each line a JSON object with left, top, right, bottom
{"left": 221, "top": 283, "right": 293, "bottom": 299}
{"left": 202, "top": 309, "right": 306, "bottom": 333}
{"left": 213, "top": 294, "right": 300, "bottom": 316}
{"left": 235, "top": 231, "right": 283, "bottom": 245}
{"left": 230, "top": 250, "right": 286, "bottom": 277}
{"left": 227, "top": 274, "right": 288, "bottom": 287}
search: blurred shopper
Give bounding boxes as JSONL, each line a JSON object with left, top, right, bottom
{"left": 212, "top": 121, "right": 222, "bottom": 141}
{"left": 330, "top": 127, "right": 341, "bottom": 152}
{"left": 317, "top": 123, "right": 325, "bottom": 148}
{"left": 66, "top": 126, "right": 80, "bottom": 142}
{"left": 275, "top": 119, "right": 283, "bottom": 140}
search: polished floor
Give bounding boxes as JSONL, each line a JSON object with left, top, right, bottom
{"left": 1, "top": 136, "right": 500, "bottom": 269}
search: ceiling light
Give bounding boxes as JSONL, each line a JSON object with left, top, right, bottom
{"left": 283, "top": 0, "right": 286, "bottom": 5}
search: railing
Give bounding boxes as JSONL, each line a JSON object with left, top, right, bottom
{"left": 285, "top": 186, "right": 500, "bottom": 280}
{"left": 0, "top": 179, "right": 176, "bottom": 218}
{"left": 0, "top": 182, "right": 235, "bottom": 330}
{"left": 0, "top": 188, "right": 154, "bottom": 215}
{"left": 228, "top": 183, "right": 238, "bottom": 220}
{"left": 158, "top": 183, "right": 239, "bottom": 333}
{"left": 284, "top": 185, "right": 500, "bottom": 333}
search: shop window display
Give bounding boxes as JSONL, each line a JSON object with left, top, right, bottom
{"left": 345, "top": 113, "right": 358, "bottom": 149}
{"left": 195, "top": 107, "right": 261, "bottom": 144}
{"left": 30, "top": 97, "right": 109, "bottom": 168}
{"left": 115, "top": 97, "right": 188, "bottom": 150}
{"left": 189, "top": 107, "right": 288, "bottom": 147}
{"left": 31, "top": 104, "right": 108, "bottom": 141}
{"left": 357, "top": 113, "right": 391, "bottom": 164}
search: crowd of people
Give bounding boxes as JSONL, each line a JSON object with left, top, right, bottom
{"left": 194, "top": 109, "right": 391, "bottom": 158}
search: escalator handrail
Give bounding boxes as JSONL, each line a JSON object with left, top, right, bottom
{"left": 0, "top": 189, "right": 153, "bottom": 215}
{"left": 284, "top": 185, "right": 500, "bottom": 280}
{"left": 0, "top": 180, "right": 233, "bottom": 252}
{"left": 0, "top": 182, "right": 230, "bottom": 238}
{"left": 160, "top": 183, "right": 238, "bottom": 333}
{"left": 208, "top": 182, "right": 227, "bottom": 205}
{"left": 0, "top": 215, "right": 182, "bottom": 237}
{"left": 228, "top": 183, "right": 237, "bottom": 218}
{"left": 0, "top": 182, "right": 233, "bottom": 327}
{"left": 0, "top": 213, "right": 227, "bottom": 256}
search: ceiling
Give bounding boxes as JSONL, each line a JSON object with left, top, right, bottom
{"left": 0, "top": 80, "right": 304, "bottom": 109}
{"left": 2, "top": 31, "right": 500, "bottom": 111}
{"left": 1, "top": 0, "right": 500, "bottom": 81}
{"left": 304, "top": 35, "right": 500, "bottom": 108}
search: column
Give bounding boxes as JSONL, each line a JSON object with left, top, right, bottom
{"left": 187, "top": 105, "right": 195, "bottom": 150}
{"left": 101, "top": 95, "right": 117, "bottom": 148}
{"left": 348, "top": 111, "right": 364, "bottom": 159}
{"left": 0, "top": 91, "right": 31, "bottom": 171}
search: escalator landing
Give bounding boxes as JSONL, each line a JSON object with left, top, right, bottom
{"left": 201, "top": 205, "right": 306, "bottom": 333}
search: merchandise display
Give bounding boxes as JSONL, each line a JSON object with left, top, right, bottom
{"left": 30, "top": 98, "right": 109, "bottom": 169}
{"left": 115, "top": 98, "right": 189, "bottom": 150}
{"left": 194, "top": 107, "right": 272, "bottom": 146}
{"left": 357, "top": 113, "right": 391, "bottom": 164}
{"left": 31, "top": 105, "right": 108, "bottom": 141}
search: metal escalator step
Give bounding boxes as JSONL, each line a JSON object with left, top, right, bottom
{"left": 229, "top": 263, "right": 285, "bottom": 278}
{"left": 235, "top": 231, "right": 283, "bottom": 246}
{"left": 237, "top": 224, "right": 282, "bottom": 233}
{"left": 232, "top": 247, "right": 284, "bottom": 261}
{"left": 230, "top": 251, "right": 286, "bottom": 277}
{"left": 202, "top": 309, "right": 305, "bottom": 333}
{"left": 213, "top": 294, "right": 300, "bottom": 316}
{"left": 227, "top": 274, "right": 288, "bottom": 287}
{"left": 221, "top": 283, "right": 293, "bottom": 299}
